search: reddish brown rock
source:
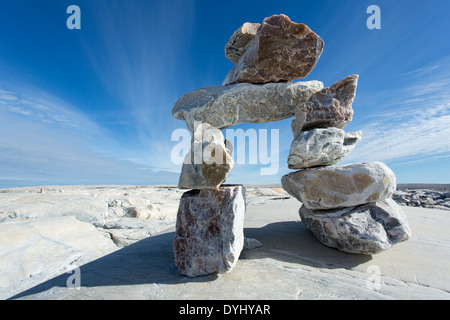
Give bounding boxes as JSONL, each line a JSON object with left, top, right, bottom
{"left": 223, "top": 14, "right": 324, "bottom": 85}
{"left": 173, "top": 186, "right": 246, "bottom": 277}
{"left": 293, "top": 75, "right": 359, "bottom": 134}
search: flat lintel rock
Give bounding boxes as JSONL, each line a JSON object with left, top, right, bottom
{"left": 173, "top": 186, "right": 246, "bottom": 277}
{"left": 225, "top": 22, "right": 261, "bottom": 63}
{"left": 282, "top": 162, "right": 397, "bottom": 210}
{"left": 288, "top": 128, "right": 362, "bottom": 169}
{"left": 292, "top": 75, "right": 359, "bottom": 135}
{"left": 223, "top": 14, "right": 324, "bottom": 85}
{"left": 172, "top": 81, "right": 323, "bottom": 131}
{"left": 299, "top": 199, "right": 412, "bottom": 254}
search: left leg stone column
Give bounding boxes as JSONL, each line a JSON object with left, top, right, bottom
{"left": 173, "top": 186, "right": 246, "bottom": 277}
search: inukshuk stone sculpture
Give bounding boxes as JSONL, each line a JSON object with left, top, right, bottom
{"left": 171, "top": 14, "right": 411, "bottom": 277}
{"left": 172, "top": 14, "right": 324, "bottom": 277}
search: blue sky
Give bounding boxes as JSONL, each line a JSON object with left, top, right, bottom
{"left": 0, "top": 0, "right": 449, "bottom": 188}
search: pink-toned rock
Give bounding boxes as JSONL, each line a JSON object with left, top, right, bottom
{"left": 223, "top": 14, "right": 324, "bottom": 85}
{"left": 292, "top": 75, "right": 359, "bottom": 134}
{"left": 173, "top": 186, "right": 246, "bottom": 277}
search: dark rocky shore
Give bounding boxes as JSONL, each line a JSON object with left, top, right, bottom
{"left": 394, "top": 184, "right": 450, "bottom": 211}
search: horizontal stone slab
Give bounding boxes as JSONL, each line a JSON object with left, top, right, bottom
{"left": 282, "top": 162, "right": 397, "bottom": 210}
{"left": 172, "top": 81, "right": 323, "bottom": 131}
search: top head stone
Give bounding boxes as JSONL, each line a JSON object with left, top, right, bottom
{"left": 225, "top": 22, "right": 261, "bottom": 63}
{"left": 223, "top": 14, "right": 324, "bottom": 85}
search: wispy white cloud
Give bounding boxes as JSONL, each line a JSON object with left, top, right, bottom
{"left": 344, "top": 60, "right": 450, "bottom": 167}
{"left": 0, "top": 82, "right": 102, "bottom": 135}
{"left": 0, "top": 80, "right": 178, "bottom": 188}
{"left": 0, "top": 94, "right": 18, "bottom": 101}
{"left": 73, "top": 1, "right": 196, "bottom": 175}
{"left": 345, "top": 104, "right": 450, "bottom": 164}
{"left": 0, "top": 1, "right": 196, "bottom": 188}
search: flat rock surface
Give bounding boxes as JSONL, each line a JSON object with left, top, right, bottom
{"left": 0, "top": 216, "right": 118, "bottom": 299}
{"left": 2, "top": 186, "right": 450, "bottom": 300}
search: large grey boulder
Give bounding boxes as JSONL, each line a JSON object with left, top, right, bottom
{"left": 172, "top": 81, "right": 323, "bottom": 131}
{"left": 223, "top": 14, "right": 324, "bottom": 85}
{"left": 288, "top": 128, "right": 362, "bottom": 169}
{"left": 282, "top": 162, "right": 397, "bottom": 210}
{"left": 299, "top": 199, "right": 412, "bottom": 254}
{"left": 173, "top": 186, "right": 246, "bottom": 277}
{"left": 178, "top": 123, "right": 234, "bottom": 190}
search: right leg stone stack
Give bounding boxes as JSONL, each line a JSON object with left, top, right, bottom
{"left": 281, "top": 78, "right": 412, "bottom": 255}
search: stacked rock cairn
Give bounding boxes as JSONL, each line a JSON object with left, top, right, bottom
{"left": 171, "top": 14, "right": 412, "bottom": 277}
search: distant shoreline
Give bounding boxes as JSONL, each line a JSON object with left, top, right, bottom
{"left": 247, "top": 184, "right": 450, "bottom": 191}
{"left": 1, "top": 183, "right": 450, "bottom": 192}
{"left": 396, "top": 184, "right": 450, "bottom": 191}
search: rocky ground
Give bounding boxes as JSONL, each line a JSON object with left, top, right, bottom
{"left": 0, "top": 185, "right": 286, "bottom": 299}
{"left": 1, "top": 185, "right": 450, "bottom": 300}
{"left": 394, "top": 184, "right": 450, "bottom": 211}
{"left": 0, "top": 185, "right": 183, "bottom": 247}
